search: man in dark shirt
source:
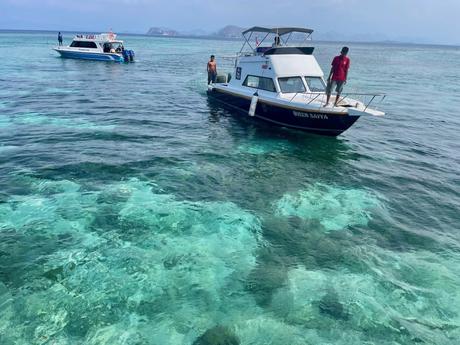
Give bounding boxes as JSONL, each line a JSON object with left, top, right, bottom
{"left": 58, "top": 32, "right": 63, "bottom": 46}
{"left": 325, "top": 47, "right": 350, "bottom": 107}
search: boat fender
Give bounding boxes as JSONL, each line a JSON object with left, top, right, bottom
{"left": 249, "top": 92, "right": 258, "bottom": 117}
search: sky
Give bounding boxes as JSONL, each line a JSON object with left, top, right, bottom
{"left": 0, "top": 0, "right": 459, "bottom": 45}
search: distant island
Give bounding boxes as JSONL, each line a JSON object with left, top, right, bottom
{"left": 214, "top": 25, "right": 245, "bottom": 39}
{"left": 146, "top": 25, "right": 245, "bottom": 39}
{"left": 146, "top": 27, "right": 179, "bottom": 36}
{"left": 142, "top": 25, "right": 442, "bottom": 46}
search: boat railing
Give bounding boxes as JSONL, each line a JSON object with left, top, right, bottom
{"left": 73, "top": 33, "right": 117, "bottom": 42}
{"left": 292, "top": 92, "right": 386, "bottom": 110}
{"left": 218, "top": 55, "right": 240, "bottom": 68}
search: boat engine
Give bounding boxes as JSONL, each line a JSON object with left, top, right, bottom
{"left": 122, "top": 50, "right": 135, "bottom": 63}
{"left": 122, "top": 50, "right": 130, "bottom": 62}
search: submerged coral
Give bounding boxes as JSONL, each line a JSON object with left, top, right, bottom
{"left": 274, "top": 183, "right": 381, "bottom": 231}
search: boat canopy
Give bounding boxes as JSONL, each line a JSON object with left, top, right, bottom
{"left": 239, "top": 26, "right": 314, "bottom": 55}
{"left": 242, "top": 26, "right": 314, "bottom": 36}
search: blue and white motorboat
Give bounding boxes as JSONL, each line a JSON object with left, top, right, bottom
{"left": 53, "top": 33, "right": 135, "bottom": 63}
{"left": 207, "top": 26, "right": 385, "bottom": 136}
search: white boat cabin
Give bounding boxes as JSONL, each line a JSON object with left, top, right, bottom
{"left": 69, "top": 33, "right": 125, "bottom": 53}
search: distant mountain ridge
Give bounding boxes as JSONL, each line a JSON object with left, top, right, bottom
{"left": 146, "top": 25, "right": 245, "bottom": 38}
{"left": 144, "top": 25, "right": 429, "bottom": 45}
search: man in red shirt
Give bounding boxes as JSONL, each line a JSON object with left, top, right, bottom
{"left": 325, "top": 47, "right": 350, "bottom": 107}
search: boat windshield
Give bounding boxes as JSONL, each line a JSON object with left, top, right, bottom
{"left": 305, "top": 77, "right": 326, "bottom": 92}
{"left": 103, "top": 42, "right": 124, "bottom": 53}
{"left": 278, "top": 77, "right": 306, "bottom": 93}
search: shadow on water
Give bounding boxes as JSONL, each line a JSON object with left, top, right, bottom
{"left": 192, "top": 325, "right": 240, "bottom": 345}
{"left": 206, "top": 96, "right": 356, "bottom": 160}
{"left": 245, "top": 214, "right": 360, "bottom": 308}
{"left": 0, "top": 227, "right": 80, "bottom": 289}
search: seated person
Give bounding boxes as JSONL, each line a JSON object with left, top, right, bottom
{"left": 110, "top": 47, "right": 116, "bottom": 53}
{"left": 256, "top": 46, "right": 271, "bottom": 54}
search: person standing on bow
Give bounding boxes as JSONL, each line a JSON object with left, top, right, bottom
{"left": 58, "top": 32, "right": 63, "bottom": 46}
{"left": 325, "top": 46, "right": 350, "bottom": 107}
{"left": 207, "top": 55, "right": 217, "bottom": 85}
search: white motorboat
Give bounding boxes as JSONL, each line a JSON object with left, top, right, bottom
{"left": 207, "top": 26, "right": 385, "bottom": 136}
{"left": 53, "top": 33, "right": 135, "bottom": 63}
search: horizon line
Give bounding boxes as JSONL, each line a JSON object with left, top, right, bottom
{"left": 0, "top": 28, "right": 458, "bottom": 49}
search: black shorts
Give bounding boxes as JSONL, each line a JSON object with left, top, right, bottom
{"left": 208, "top": 72, "right": 217, "bottom": 84}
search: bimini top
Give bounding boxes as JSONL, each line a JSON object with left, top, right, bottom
{"left": 239, "top": 26, "right": 314, "bottom": 55}
{"left": 242, "top": 26, "right": 314, "bottom": 36}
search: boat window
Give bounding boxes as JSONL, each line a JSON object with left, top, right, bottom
{"left": 243, "top": 75, "right": 276, "bottom": 92}
{"left": 70, "top": 41, "right": 98, "bottom": 49}
{"left": 278, "top": 77, "right": 306, "bottom": 93}
{"left": 305, "top": 77, "right": 326, "bottom": 92}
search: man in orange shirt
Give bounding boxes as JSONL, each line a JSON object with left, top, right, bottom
{"left": 325, "top": 47, "right": 350, "bottom": 107}
{"left": 207, "top": 55, "right": 217, "bottom": 84}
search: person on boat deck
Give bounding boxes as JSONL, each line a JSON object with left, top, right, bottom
{"left": 272, "top": 35, "right": 281, "bottom": 47}
{"left": 58, "top": 32, "right": 63, "bottom": 46}
{"left": 325, "top": 46, "right": 350, "bottom": 107}
{"left": 207, "top": 55, "right": 217, "bottom": 84}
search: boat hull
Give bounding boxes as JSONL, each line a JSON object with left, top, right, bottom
{"left": 207, "top": 88, "right": 359, "bottom": 136}
{"left": 55, "top": 49, "right": 125, "bottom": 62}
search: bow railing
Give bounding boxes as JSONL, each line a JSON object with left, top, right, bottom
{"left": 290, "top": 92, "right": 386, "bottom": 111}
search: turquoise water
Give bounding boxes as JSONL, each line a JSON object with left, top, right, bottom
{"left": 0, "top": 32, "right": 459, "bottom": 344}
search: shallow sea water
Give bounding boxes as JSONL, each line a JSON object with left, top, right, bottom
{"left": 0, "top": 32, "right": 459, "bottom": 344}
